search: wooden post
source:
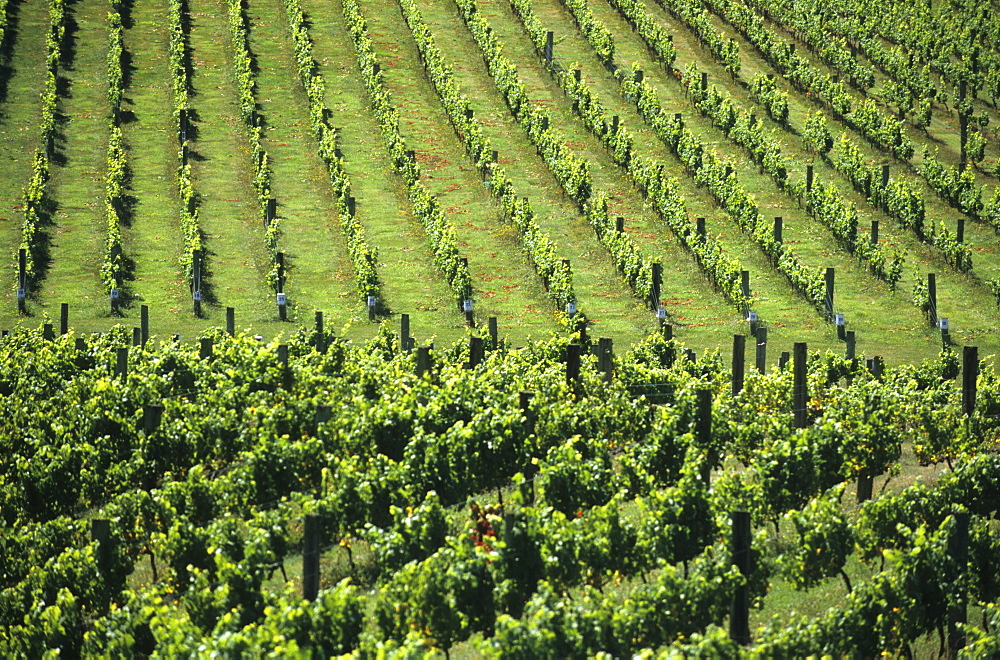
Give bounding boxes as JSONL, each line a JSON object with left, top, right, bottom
{"left": 226, "top": 307, "right": 235, "bottom": 336}
{"left": 192, "top": 249, "right": 202, "bottom": 317}
{"left": 730, "top": 510, "right": 751, "bottom": 646}
{"left": 962, "top": 346, "right": 978, "bottom": 416}
{"left": 956, "top": 217, "right": 965, "bottom": 244}
{"left": 634, "top": 69, "right": 643, "bottom": 83}
{"left": 464, "top": 298, "right": 474, "bottom": 327}
{"left": 60, "top": 303, "right": 69, "bottom": 335}
{"left": 651, "top": 262, "right": 662, "bottom": 310}
{"left": 755, "top": 326, "right": 767, "bottom": 373}
{"left": 400, "top": 313, "right": 411, "bottom": 352}
{"left": 132, "top": 327, "right": 141, "bottom": 347}
{"left": 959, "top": 80, "right": 969, "bottom": 166}
{"left": 266, "top": 198, "right": 276, "bottom": 225}
{"left": 732, "top": 334, "right": 746, "bottom": 396}
{"left": 696, "top": 217, "right": 706, "bottom": 240}
{"left": 846, "top": 330, "right": 856, "bottom": 360}
{"left": 856, "top": 474, "right": 874, "bottom": 503}
{"left": 416, "top": 346, "right": 431, "bottom": 376}
{"left": 137, "top": 305, "right": 149, "bottom": 348}
{"left": 824, "top": 268, "right": 835, "bottom": 320}
{"left": 142, "top": 404, "right": 164, "bottom": 436}
{"left": 302, "top": 515, "right": 320, "bottom": 601}
{"left": 836, "top": 313, "right": 846, "bottom": 340}
{"left": 696, "top": 388, "right": 712, "bottom": 483}
{"left": 91, "top": 518, "right": 112, "bottom": 607}
{"left": 314, "top": 404, "right": 332, "bottom": 435}
{"left": 315, "top": 311, "right": 325, "bottom": 353}
{"left": 566, "top": 343, "right": 581, "bottom": 385}
{"left": 927, "top": 273, "right": 938, "bottom": 326}
{"left": 598, "top": 337, "right": 613, "bottom": 382}
{"left": 488, "top": 316, "right": 498, "bottom": 348}
{"left": 773, "top": 217, "right": 782, "bottom": 244}
{"left": 701, "top": 71, "right": 708, "bottom": 92}
{"left": 544, "top": 31, "right": 553, "bottom": 63}
{"left": 880, "top": 164, "right": 890, "bottom": 189}
{"left": 741, "top": 270, "right": 750, "bottom": 300}
{"left": 347, "top": 196, "right": 356, "bottom": 216}
{"left": 806, "top": 165, "right": 814, "bottom": 192}
{"left": 275, "top": 252, "right": 285, "bottom": 293}
{"left": 871, "top": 220, "right": 879, "bottom": 246}
{"left": 468, "top": 336, "right": 483, "bottom": 368}
{"left": 615, "top": 216, "right": 625, "bottom": 232}
{"left": 115, "top": 347, "right": 128, "bottom": 379}
{"left": 779, "top": 351, "right": 790, "bottom": 370}
{"left": 43, "top": 323, "right": 54, "bottom": 341}
{"left": 793, "top": 342, "right": 808, "bottom": 428}
{"left": 947, "top": 512, "right": 970, "bottom": 657}
{"left": 367, "top": 292, "right": 376, "bottom": 321}
{"left": 519, "top": 391, "right": 536, "bottom": 435}
{"left": 277, "top": 343, "right": 291, "bottom": 389}
{"left": 199, "top": 337, "right": 212, "bottom": 360}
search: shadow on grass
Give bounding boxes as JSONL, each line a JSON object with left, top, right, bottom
{"left": 59, "top": 0, "right": 80, "bottom": 73}
{"left": 0, "top": 0, "right": 23, "bottom": 105}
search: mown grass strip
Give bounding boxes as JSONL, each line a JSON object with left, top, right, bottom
{"left": 356, "top": 0, "right": 559, "bottom": 336}
{"left": 0, "top": 0, "right": 49, "bottom": 320}
{"left": 121, "top": 0, "right": 188, "bottom": 319}
{"left": 36, "top": 0, "right": 111, "bottom": 313}
{"left": 295, "top": 0, "right": 468, "bottom": 339}
{"left": 245, "top": 0, "right": 366, "bottom": 326}
{"left": 184, "top": 0, "right": 274, "bottom": 322}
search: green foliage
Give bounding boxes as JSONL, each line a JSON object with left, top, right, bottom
{"left": 777, "top": 484, "right": 853, "bottom": 591}
{"left": 366, "top": 490, "right": 450, "bottom": 577}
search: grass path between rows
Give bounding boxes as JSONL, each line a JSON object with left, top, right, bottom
{"left": 301, "top": 0, "right": 474, "bottom": 345}
{"left": 0, "top": 0, "right": 48, "bottom": 321}
{"left": 488, "top": 0, "right": 843, "bottom": 354}
{"left": 369, "top": 0, "right": 658, "bottom": 346}
{"left": 247, "top": 0, "right": 366, "bottom": 328}
{"left": 36, "top": 0, "right": 110, "bottom": 314}
{"left": 119, "top": 0, "right": 189, "bottom": 326}
{"left": 633, "top": 0, "right": 1000, "bottom": 358}
{"left": 360, "top": 0, "right": 563, "bottom": 340}
{"left": 185, "top": 0, "right": 275, "bottom": 324}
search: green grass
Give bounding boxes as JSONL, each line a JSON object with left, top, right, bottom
{"left": 0, "top": 0, "right": 996, "bottom": 363}
{"left": 583, "top": 0, "right": 1000, "bottom": 363}
{"left": 0, "top": 0, "right": 52, "bottom": 314}
{"left": 481, "top": 0, "right": 848, "bottom": 353}
{"left": 368, "top": 0, "right": 663, "bottom": 348}
{"left": 36, "top": 0, "right": 112, "bottom": 315}
{"left": 358, "top": 0, "right": 560, "bottom": 339}
{"left": 301, "top": 0, "right": 478, "bottom": 347}
{"left": 696, "top": 1, "right": 1000, "bottom": 343}
{"left": 185, "top": 0, "right": 277, "bottom": 323}
{"left": 247, "top": 0, "right": 369, "bottom": 328}
{"left": 120, "top": 0, "right": 191, "bottom": 324}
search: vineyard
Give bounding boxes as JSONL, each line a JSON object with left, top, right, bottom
{"left": 0, "top": 0, "right": 998, "bottom": 360}
{"left": 2, "top": 0, "right": 1000, "bottom": 653}
{"left": 1, "top": 324, "right": 999, "bottom": 655}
